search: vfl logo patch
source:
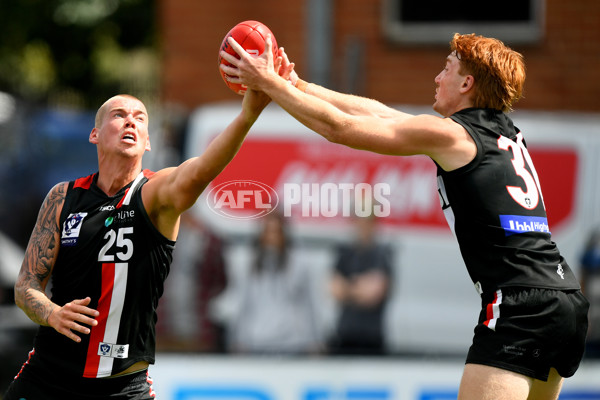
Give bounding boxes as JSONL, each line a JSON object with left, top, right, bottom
{"left": 98, "top": 342, "right": 129, "bottom": 359}
{"left": 61, "top": 212, "right": 88, "bottom": 246}
{"left": 499, "top": 215, "right": 550, "bottom": 236}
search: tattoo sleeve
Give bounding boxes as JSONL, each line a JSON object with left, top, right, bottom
{"left": 15, "top": 182, "right": 66, "bottom": 326}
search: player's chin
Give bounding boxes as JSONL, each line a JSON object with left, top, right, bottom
{"left": 118, "top": 146, "right": 146, "bottom": 158}
{"left": 432, "top": 100, "right": 450, "bottom": 117}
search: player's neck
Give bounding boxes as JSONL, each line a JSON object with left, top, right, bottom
{"left": 97, "top": 158, "right": 142, "bottom": 197}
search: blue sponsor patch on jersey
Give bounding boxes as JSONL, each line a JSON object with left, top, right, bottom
{"left": 499, "top": 215, "right": 550, "bottom": 236}
{"left": 61, "top": 212, "right": 88, "bottom": 246}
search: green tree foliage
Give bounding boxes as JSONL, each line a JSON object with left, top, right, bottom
{"left": 0, "top": 0, "right": 157, "bottom": 108}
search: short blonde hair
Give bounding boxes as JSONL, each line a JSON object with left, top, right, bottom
{"left": 451, "top": 33, "right": 525, "bottom": 112}
{"left": 94, "top": 94, "right": 144, "bottom": 128}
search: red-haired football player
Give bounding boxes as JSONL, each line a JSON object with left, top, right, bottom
{"left": 222, "top": 33, "right": 590, "bottom": 400}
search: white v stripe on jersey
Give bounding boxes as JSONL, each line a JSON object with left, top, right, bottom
{"left": 97, "top": 262, "right": 128, "bottom": 376}
{"left": 84, "top": 262, "right": 129, "bottom": 378}
{"left": 121, "top": 172, "right": 146, "bottom": 207}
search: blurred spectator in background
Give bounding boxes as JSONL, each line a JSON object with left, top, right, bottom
{"left": 228, "top": 212, "right": 323, "bottom": 355}
{"left": 328, "top": 215, "right": 393, "bottom": 355}
{"left": 156, "top": 211, "right": 228, "bottom": 353}
{"left": 580, "top": 228, "right": 600, "bottom": 358}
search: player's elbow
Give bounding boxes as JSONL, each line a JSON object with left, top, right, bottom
{"left": 320, "top": 119, "right": 352, "bottom": 145}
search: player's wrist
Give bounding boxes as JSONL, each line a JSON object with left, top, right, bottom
{"left": 295, "top": 78, "right": 309, "bottom": 93}
{"left": 44, "top": 303, "right": 60, "bottom": 327}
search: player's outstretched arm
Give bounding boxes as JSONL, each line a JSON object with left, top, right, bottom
{"left": 277, "top": 47, "right": 405, "bottom": 120}
{"left": 221, "top": 36, "right": 474, "bottom": 170}
{"left": 229, "top": 37, "right": 406, "bottom": 120}
{"left": 14, "top": 182, "right": 99, "bottom": 343}
{"left": 222, "top": 37, "right": 425, "bottom": 154}
{"left": 142, "top": 89, "right": 270, "bottom": 239}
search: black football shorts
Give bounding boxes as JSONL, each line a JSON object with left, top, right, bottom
{"left": 4, "top": 365, "right": 156, "bottom": 400}
{"left": 466, "top": 287, "right": 589, "bottom": 381}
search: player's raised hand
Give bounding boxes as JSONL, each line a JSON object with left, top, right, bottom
{"left": 277, "top": 46, "right": 299, "bottom": 86}
{"left": 218, "top": 21, "right": 278, "bottom": 95}
{"left": 47, "top": 296, "right": 99, "bottom": 343}
{"left": 221, "top": 34, "right": 279, "bottom": 91}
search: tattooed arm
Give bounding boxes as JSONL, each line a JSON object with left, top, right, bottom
{"left": 14, "top": 182, "right": 98, "bottom": 343}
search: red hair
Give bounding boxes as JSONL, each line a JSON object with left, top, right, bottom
{"left": 451, "top": 33, "right": 525, "bottom": 112}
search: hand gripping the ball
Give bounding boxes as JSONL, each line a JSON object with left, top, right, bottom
{"left": 217, "top": 20, "right": 279, "bottom": 95}
{"left": 220, "top": 34, "right": 281, "bottom": 94}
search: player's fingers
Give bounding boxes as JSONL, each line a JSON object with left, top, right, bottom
{"left": 60, "top": 323, "right": 89, "bottom": 343}
{"left": 265, "top": 35, "right": 274, "bottom": 63}
{"left": 53, "top": 317, "right": 92, "bottom": 342}
{"left": 280, "top": 47, "right": 292, "bottom": 67}
{"left": 219, "top": 63, "right": 238, "bottom": 76}
{"left": 221, "top": 69, "right": 242, "bottom": 84}
{"left": 60, "top": 328, "right": 84, "bottom": 343}
{"left": 287, "top": 63, "right": 296, "bottom": 77}
{"left": 73, "top": 296, "right": 92, "bottom": 306}
{"left": 225, "top": 76, "right": 242, "bottom": 84}
{"left": 226, "top": 36, "right": 246, "bottom": 57}
{"left": 72, "top": 312, "right": 99, "bottom": 327}
{"left": 219, "top": 51, "right": 241, "bottom": 67}
{"left": 280, "top": 63, "right": 297, "bottom": 82}
{"left": 80, "top": 307, "right": 99, "bottom": 320}
{"left": 64, "top": 300, "right": 99, "bottom": 318}
{"left": 69, "top": 320, "right": 92, "bottom": 335}
{"left": 274, "top": 56, "right": 283, "bottom": 73}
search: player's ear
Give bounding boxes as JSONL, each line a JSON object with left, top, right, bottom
{"left": 460, "top": 75, "right": 475, "bottom": 93}
{"left": 145, "top": 137, "right": 151, "bottom": 152}
{"left": 89, "top": 128, "right": 99, "bottom": 144}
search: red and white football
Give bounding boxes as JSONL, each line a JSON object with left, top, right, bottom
{"left": 218, "top": 20, "right": 278, "bottom": 95}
